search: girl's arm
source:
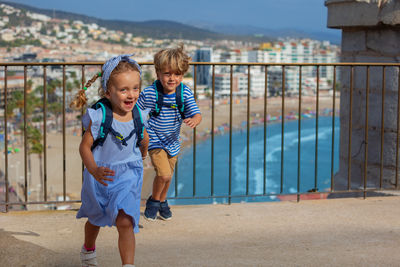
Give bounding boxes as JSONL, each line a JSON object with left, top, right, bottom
{"left": 140, "top": 128, "right": 149, "bottom": 159}
{"left": 79, "top": 122, "right": 115, "bottom": 186}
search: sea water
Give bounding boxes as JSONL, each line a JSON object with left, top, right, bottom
{"left": 168, "top": 116, "right": 340, "bottom": 205}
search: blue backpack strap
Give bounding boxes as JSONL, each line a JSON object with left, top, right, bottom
{"left": 150, "top": 80, "right": 164, "bottom": 117}
{"left": 150, "top": 80, "right": 185, "bottom": 119}
{"left": 91, "top": 98, "right": 113, "bottom": 151}
{"left": 107, "top": 105, "right": 143, "bottom": 147}
{"left": 90, "top": 98, "right": 142, "bottom": 149}
{"left": 175, "top": 82, "right": 185, "bottom": 119}
{"left": 132, "top": 105, "right": 144, "bottom": 147}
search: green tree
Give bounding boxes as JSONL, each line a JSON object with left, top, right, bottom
{"left": 26, "top": 125, "right": 44, "bottom": 195}
{"left": 48, "top": 102, "right": 63, "bottom": 131}
{"left": 143, "top": 71, "right": 154, "bottom": 86}
{"left": 47, "top": 78, "right": 61, "bottom": 102}
{"left": 40, "top": 25, "right": 47, "bottom": 35}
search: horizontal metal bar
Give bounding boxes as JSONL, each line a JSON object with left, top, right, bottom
{"left": 2, "top": 62, "right": 400, "bottom": 67}
{"left": 1, "top": 200, "right": 81, "bottom": 206}
{"left": 2, "top": 188, "right": 397, "bottom": 207}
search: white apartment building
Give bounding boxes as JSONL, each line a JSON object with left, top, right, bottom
{"left": 211, "top": 39, "right": 339, "bottom": 96}
{"left": 214, "top": 70, "right": 269, "bottom": 97}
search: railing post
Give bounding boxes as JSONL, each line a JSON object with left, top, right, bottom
{"left": 4, "top": 66, "right": 9, "bottom": 212}
{"left": 193, "top": 65, "right": 197, "bottom": 197}
{"left": 43, "top": 66, "right": 48, "bottom": 202}
{"left": 23, "top": 65, "right": 28, "bottom": 206}
{"left": 363, "top": 66, "right": 370, "bottom": 199}
{"left": 331, "top": 66, "right": 337, "bottom": 192}
{"left": 246, "top": 65, "right": 251, "bottom": 196}
{"left": 229, "top": 65, "right": 233, "bottom": 204}
{"left": 315, "top": 66, "right": 320, "bottom": 191}
{"left": 263, "top": 65, "right": 268, "bottom": 196}
{"left": 62, "top": 65, "right": 66, "bottom": 201}
{"left": 280, "top": 66, "right": 285, "bottom": 194}
{"left": 297, "top": 66, "right": 302, "bottom": 202}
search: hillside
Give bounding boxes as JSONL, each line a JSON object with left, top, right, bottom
{"left": 0, "top": 1, "right": 273, "bottom": 42}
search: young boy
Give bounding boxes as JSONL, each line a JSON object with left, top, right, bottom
{"left": 137, "top": 45, "right": 202, "bottom": 221}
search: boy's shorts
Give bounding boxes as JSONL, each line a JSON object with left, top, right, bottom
{"left": 149, "top": 148, "right": 178, "bottom": 177}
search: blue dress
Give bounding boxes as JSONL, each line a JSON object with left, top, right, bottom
{"left": 76, "top": 107, "right": 147, "bottom": 233}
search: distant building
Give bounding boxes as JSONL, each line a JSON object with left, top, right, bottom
{"left": 0, "top": 75, "right": 24, "bottom": 108}
{"left": 193, "top": 47, "right": 212, "bottom": 86}
{"left": 13, "top": 53, "right": 38, "bottom": 62}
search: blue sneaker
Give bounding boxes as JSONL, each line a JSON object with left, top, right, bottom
{"left": 144, "top": 196, "right": 160, "bottom": 221}
{"left": 159, "top": 200, "right": 172, "bottom": 220}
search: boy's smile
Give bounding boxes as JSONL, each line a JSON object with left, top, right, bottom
{"left": 157, "top": 68, "right": 183, "bottom": 94}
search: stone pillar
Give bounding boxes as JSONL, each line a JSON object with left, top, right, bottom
{"left": 325, "top": 0, "right": 400, "bottom": 189}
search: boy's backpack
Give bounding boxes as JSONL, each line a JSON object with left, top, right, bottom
{"left": 89, "top": 98, "right": 144, "bottom": 151}
{"left": 150, "top": 80, "right": 185, "bottom": 119}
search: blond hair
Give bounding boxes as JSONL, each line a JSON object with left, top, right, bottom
{"left": 154, "top": 44, "right": 191, "bottom": 75}
{"left": 70, "top": 61, "right": 141, "bottom": 109}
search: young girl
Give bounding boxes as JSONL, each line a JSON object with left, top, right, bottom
{"left": 70, "top": 54, "right": 149, "bottom": 267}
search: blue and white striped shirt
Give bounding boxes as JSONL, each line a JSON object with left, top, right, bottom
{"left": 137, "top": 83, "right": 201, "bottom": 156}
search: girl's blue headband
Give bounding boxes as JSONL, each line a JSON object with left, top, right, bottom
{"left": 101, "top": 54, "right": 142, "bottom": 92}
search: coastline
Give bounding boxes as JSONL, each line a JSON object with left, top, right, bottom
{"left": 142, "top": 94, "right": 340, "bottom": 200}
{"left": 1, "top": 95, "right": 340, "bottom": 209}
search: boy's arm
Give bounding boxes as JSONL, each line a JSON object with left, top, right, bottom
{"left": 80, "top": 122, "right": 114, "bottom": 186}
{"left": 139, "top": 128, "right": 149, "bottom": 159}
{"left": 183, "top": 113, "right": 202, "bottom": 128}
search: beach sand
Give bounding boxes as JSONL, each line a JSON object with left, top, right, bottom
{"left": 1, "top": 95, "right": 340, "bottom": 209}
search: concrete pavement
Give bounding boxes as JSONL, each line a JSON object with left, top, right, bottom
{"left": 1, "top": 196, "right": 400, "bottom": 266}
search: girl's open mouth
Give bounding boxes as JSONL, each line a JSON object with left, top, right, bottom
{"left": 124, "top": 101, "right": 134, "bottom": 108}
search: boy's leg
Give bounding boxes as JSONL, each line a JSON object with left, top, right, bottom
{"left": 149, "top": 149, "right": 177, "bottom": 201}
{"left": 145, "top": 149, "right": 176, "bottom": 220}
{"left": 116, "top": 210, "right": 135, "bottom": 265}
{"left": 152, "top": 175, "right": 172, "bottom": 201}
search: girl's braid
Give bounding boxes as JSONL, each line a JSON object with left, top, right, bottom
{"left": 70, "top": 72, "right": 102, "bottom": 109}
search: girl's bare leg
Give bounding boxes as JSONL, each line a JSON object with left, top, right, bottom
{"left": 84, "top": 220, "right": 100, "bottom": 249}
{"left": 116, "top": 210, "right": 135, "bottom": 265}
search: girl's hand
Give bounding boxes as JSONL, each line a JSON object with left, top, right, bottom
{"left": 90, "top": 166, "right": 115, "bottom": 186}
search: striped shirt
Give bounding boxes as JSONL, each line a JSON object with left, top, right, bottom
{"left": 137, "top": 83, "right": 201, "bottom": 156}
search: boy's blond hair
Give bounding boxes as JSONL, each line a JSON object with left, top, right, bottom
{"left": 154, "top": 44, "right": 191, "bottom": 75}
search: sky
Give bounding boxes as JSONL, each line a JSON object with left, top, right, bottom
{"left": 4, "top": 0, "right": 337, "bottom": 34}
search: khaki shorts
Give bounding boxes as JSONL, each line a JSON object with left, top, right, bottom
{"left": 149, "top": 148, "right": 178, "bottom": 177}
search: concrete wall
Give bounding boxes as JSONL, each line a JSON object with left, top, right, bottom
{"left": 325, "top": 0, "right": 400, "bottom": 189}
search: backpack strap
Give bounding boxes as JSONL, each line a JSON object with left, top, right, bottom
{"left": 91, "top": 98, "right": 113, "bottom": 151}
{"left": 132, "top": 105, "right": 144, "bottom": 147}
{"left": 175, "top": 83, "right": 185, "bottom": 119}
{"left": 150, "top": 80, "right": 185, "bottom": 119}
{"left": 90, "top": 98, "right": 138, "bottom": 150}
{"left": 150, "top": 80, "right": 164, "bottom": 117}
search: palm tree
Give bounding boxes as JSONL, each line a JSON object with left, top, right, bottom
{"left": 48, "top": 102, "right": 63, "bottom": 131}
{"left": 143, "top": 71, "right": 154, "bottom": 86}
{"left": 26, "top": 125, "right": 43, "bottom": 197}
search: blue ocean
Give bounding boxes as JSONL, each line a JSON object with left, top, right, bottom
{"left": 168, "top": 116, "right": 340, "bottom": 205}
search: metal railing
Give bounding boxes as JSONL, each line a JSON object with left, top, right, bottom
{"left": 1, "top": 61, "right": 400, "bottom": 211}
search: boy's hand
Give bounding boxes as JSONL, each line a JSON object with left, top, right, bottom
{"left": 183, "top": 114, "right": 202, "bottom": 128}
{"left": 142, "top": 156, "right": 152, "bottom": 168}
{"left": 89, "top": 166, "right": 115, "bottom": 186}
